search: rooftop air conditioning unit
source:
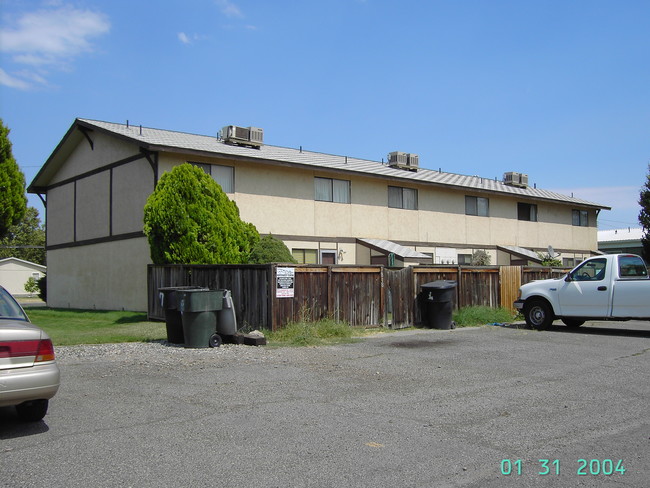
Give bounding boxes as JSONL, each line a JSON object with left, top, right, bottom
{"left": 503, "top": 171, "right": 528, "bottom": 188}
{"left": 221, "top": 125, "right": 264, "bottom": 148}
{"left": 388, "top": 151, "right": 419, "bottom": 171}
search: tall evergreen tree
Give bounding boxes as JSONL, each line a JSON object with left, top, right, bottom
{"left": 143, "top": 163, "right": 259, "bottom": 264}
{"left": 639, "top": 164, "right": 650, "bottom": 262}
{"left": 0, "top": 119, "right": 27, "bottom": 239}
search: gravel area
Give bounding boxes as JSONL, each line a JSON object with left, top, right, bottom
{"left": 55, "top": 340, "right": 282, "bottom": 366}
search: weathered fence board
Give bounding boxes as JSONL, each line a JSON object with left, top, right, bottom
{"left": 148, "top": 264, "right": 570, "bottom": 331}
{"left": 500, "top": 266, "right": 522, "bottom": 310}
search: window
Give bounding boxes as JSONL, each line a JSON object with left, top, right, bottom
{"left": 562, "top": 258, "right": 575, "bottom": 268}
{"left": 458, "top": 254, "right": 472, "bottom": 265}
{"left": 292, "top": 249, "right": 318, "bottom": 264}
{"left": 619, "top": 255, "right": 648, "bottom": 278}
{"left": 388, "top": 186, "right": 418, "bottom": 210}
{"left": 212, "top": 165, "right": 234, "bottom": 193}
{"left": 569, "top": 258, "right": 607, "bottom": 281}
{"left": 315, "top": 177, "right": 350, "bottom": 203}
{"left": 465, "top": 196, "right": 489, "bottom": 216}
{"left": 572, "top": 209, "right": 588, "bottom": 227}
{"left": 189, "top": 162, "right": 234, "bottom": 193}
{"left": 517, "top": 202, "right": 538, "bottom": 222}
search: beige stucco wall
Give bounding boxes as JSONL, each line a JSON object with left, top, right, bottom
{"left": 76, "top": 172, "right": 110, "bottom": 241}
{"left": 50, "top": 132, "right": 141, "bottom": 184}
{"left": 46, "top": 238, "right": 151, "bottom": 311}
{"left": 112, "top": 160, "right": 156, "bottom": 235}
{"left": 46, "top": 184, "right": 75, "bottom": 246}
{"left": 157, "top": 152, "right": 599, "bottom": 258}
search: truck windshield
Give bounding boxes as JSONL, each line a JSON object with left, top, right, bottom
{"left": 618, "top": 255, "right": 648, "bottom": 278}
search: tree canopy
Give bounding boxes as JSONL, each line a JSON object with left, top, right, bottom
{"left": 143, "top": 163, "right": 259, "bottom": 264}
{"left": 0, "top": 207, "right": 46, "bottom": 265}
{"left": 639, "top": 164, "right": 650, "bottom": 262}
{"left": 0, "top": 119, "right": 27, "bottom": 239}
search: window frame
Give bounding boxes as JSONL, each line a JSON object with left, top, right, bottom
{"left": 517, "top": 202, "right": 538, "bottom": 222}
{"left": 572, "top": 209, "right": 589, "bottom": 227}
{"left": 465, "top": 196, "right": 489, "bottom": 217}
{"left": 388, "top": 186, "right": 418, "bottom": 210}
{"left": 188, "top": 161, "right": 234, "bottom": 193}
{"left": 292, "top": 248, "right": 318, "bottom": 264}
{"left": 314, "top": 177, "right": 351, "bottom": 204}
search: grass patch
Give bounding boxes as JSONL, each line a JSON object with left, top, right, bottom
{"left": 263, "top": 318, "right": 359, "bottom": 347}
{"left": 23, "top": 307, "right": 166, "bottom": 346}
{"left": 453, "top": 306, "right": 517, "bottom": 327}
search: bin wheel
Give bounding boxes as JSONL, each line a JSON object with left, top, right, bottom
{"left": 209, "top": 333, "right": 222, "bottom": 348}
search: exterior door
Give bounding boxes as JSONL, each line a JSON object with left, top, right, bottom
{"left": 558, "top": 258, "right": 610, "bottom": 317}
{"left": 320, "top": 250, "right": 337, "bottom": 265}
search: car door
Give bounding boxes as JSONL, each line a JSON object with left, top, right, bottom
{"left": 558, "top": 258, "right": 611, "bottom": 317}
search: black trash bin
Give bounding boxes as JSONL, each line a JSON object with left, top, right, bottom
{"left": 420, "top": 280, "right": 457, "bottom": 329}
{"left": 178, "top": 289, "right": 224, "bottom": 348}
{"left": 158, "top": 286, "right": 207, "bottom": 344}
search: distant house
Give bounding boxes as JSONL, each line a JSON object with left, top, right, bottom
{"left": 598, "top": 228, "right": 644, "bottom": 256}
{"left": 28, "top": 119, "right": 610, "bottom": 311}
{"left": 0, "top": 257, "right": 46, "bottom": 297}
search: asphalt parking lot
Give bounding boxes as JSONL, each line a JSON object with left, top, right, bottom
{"left": 1, "top": 321, "right": 649, "bottom": 487}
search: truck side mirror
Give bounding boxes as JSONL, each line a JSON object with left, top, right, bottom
{"left": 564, "top": 274, "right": 572, "bottom": 282}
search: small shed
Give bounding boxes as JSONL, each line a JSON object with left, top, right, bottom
{"left": 0, "top": 257, "right": 47, "bottom": 297}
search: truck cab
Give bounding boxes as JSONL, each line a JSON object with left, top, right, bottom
{"left": 515, "top": 254, "right": 650, "bottom": 329}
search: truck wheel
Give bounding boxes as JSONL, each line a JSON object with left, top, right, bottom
{"left": 561, "top": 318, "right": 585, "bottom": 328}
{"left": 524, "top": 299, "right": 554, "bottom": 330}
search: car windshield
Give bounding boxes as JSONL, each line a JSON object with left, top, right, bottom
{"left": 0, "top": 287, "right": 29, "bottom": 321}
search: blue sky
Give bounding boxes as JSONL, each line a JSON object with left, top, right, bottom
{"left": 1, "top": 0, "right": 648, "bottom": 231}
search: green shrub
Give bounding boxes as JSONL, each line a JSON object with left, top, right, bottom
{"left": 248, "top": 235, "right": 297, "bottom": 264}
{"left": 37, "top": 275, "right": 46, "bottom": 301}
{"left": 24, "top": 276, "right": 39, "bottom": 295}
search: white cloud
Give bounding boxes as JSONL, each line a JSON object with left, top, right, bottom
{"left": 215, "top": 0, "right": 244, "bottom": 18}
{"left": 0, "top": 4, "right": 110, "bottom": 89}
{"left": 0, "top": 68, "right": 32, "bottom": 90}
{"left": 178, "top": 32, "right": 191, "bottom": 44}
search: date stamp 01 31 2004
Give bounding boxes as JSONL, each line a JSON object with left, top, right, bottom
{"left": 500, "top": 459, "right": 627, "bottom": 477}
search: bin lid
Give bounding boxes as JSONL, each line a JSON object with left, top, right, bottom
{"left": 158, "top": 286, "right": 208, "bottom": 292}
{"left": 421, "top": 280, "right": 457, "bottom": 290}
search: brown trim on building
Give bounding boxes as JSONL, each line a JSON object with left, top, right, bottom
{"left": 43, "top": 152, "right": 148, "bottom": 191}
{"left": 47, "top": 231, "right": 146, "bottom": 251}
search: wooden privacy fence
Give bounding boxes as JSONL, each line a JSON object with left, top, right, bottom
{"left": 148, "top": 264, "right": 569, "bottom": 331}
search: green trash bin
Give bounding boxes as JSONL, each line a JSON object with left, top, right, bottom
{"left": 179, "top": 289, "right": 224, "bottom": 348}
{"left": 159, "top": 286, "right": 207, "bottom": 344}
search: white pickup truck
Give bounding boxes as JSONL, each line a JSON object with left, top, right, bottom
{"left": 514, "top": 254, "right": 650, "bottom": 329}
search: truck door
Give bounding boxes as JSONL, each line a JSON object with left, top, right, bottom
{"left": 558, "top": 258, "right": 610, "bottom": 317}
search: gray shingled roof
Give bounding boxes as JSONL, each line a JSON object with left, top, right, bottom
{"left": 77, "top": 118, "right": 609, "bottom": 209}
